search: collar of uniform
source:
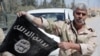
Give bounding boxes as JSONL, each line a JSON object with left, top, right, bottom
{"left": 78, "top": 26, "right": 89, "bottom": 35}
{"left": 71, "top": 21, "right": 89, "bottom": 35}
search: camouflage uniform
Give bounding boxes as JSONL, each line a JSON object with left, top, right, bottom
{"left": 0, "top": 28, "right": 14, "bottom": 56}
{"left": 42, "top": 18, "right": 97, "bottom": 56}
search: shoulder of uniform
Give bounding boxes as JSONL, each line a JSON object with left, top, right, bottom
{"left": 85, "top": 26, "right": 95, "bottom": 32}
{"left": 65, "top": 19, "right": 71, "bottom": 25}
{"left": 88, "top": 28, "right": 97, "bottom": 37}
{"left": 88, "top": 28, "right": 95, "bottom": 32}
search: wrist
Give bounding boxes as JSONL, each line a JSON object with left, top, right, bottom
{"left": 69, "top": 43, "right": 75, "bottom": 49}
{"left": 70, "top": 43, "right": 81, "bottom": 51}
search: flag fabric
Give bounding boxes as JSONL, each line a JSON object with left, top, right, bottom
{"left": 0, "top": 16, "right": 58, "bottom": 56}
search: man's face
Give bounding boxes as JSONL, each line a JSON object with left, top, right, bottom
{"left": 73, "top": 9, "right": 87, "bottom": 25}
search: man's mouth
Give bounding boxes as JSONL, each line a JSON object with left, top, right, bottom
{"left": 76, "top": 19, "right": 85, "bottom": 24}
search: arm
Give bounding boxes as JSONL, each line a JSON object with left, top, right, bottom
{"left": 17, "top": 11, "right": 43, "bottom": 27}
{"left": 17, "top": 11, "right": 61, "bottom": 34}
{"left": 58, "top": 41, "right": 81, "bottom": 52}
{"left": 59, "top": 32, "right": 97, "bottom": 55}
{"left": 79, "top": 32, "right": 97, "bottom": 55}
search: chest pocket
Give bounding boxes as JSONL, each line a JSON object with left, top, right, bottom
{"left": 61, "top": 27, "right": 69, "bottom": 41}
{"left": 78, "top": 33, "right": 89, "bottom": 43}
{"left": 60, "top": 22, "right": 72, "bottom": 42}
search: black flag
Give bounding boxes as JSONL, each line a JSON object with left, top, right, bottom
{"left": 0, "top": 16, "right": 58, "bottom": 56}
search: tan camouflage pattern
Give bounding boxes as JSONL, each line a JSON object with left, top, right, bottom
{"left": 42, "top": 19, "right": 97, "bottom": 56}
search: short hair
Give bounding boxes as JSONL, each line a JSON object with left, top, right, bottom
{"left": 73, "top": 3, "right": 87, "bottom": 12}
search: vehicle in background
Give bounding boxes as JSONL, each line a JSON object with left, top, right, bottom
{"left": 91, "top": 12, "right": 96, "bottom": 17}
{"left": 27, "top": 8, "right": 74, "bottom": 56}
{"left": 27, "top": 8, "right": 74, "bottom": 21}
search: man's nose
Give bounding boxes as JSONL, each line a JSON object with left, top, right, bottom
{"left": 79, "top": 14, "right": 83, "bottom": 17}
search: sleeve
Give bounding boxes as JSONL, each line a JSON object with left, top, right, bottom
{"left": 80, "top": 31, "right": 97, "bottom": 55}
{"left": 0, "top": 28, "right": 5, "bottom": 45}
{"left": 41, "top": 17, "right": 49, "bottom": 28}
{"left": 41, "top": 17, "right": 52, "bottom": 30}
{"left": 41, "top": 17, "right": 61, "bottom": 36}
{"left": 41, "top": 17, "right": 55, "bottom": 34}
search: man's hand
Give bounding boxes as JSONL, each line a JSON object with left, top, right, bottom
{"left": 16, "top": 11, "right": 35, "bottom": 23}
{"left": 17, "top": 11, "right": 27, "bottom": 17}
{"left": 16, "top": 11, "right": 43, "bottom": 27}
{"left": 58, "top": 41, "right": 81, "bottom": 51}
{"left": 58, "top": 41, "right": 73, "bottom": 50}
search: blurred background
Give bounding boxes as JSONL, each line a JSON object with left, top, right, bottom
{"left": 0, "top": 0, "right": 100, "bottom": 29}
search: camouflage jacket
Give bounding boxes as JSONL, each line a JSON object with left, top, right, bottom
{"left": 42, "top": 18, "right": 97, "bottom": 56}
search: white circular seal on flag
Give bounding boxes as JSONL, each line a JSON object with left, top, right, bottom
{"left": 14, "top": 39, "right": 30, "bottom": 53}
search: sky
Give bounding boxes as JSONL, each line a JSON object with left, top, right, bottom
{"left": 37, "top": 0, "right": 100, "bottom": 8}
{"left": 65, "top": 0, "right": 100, "bottom": 8}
